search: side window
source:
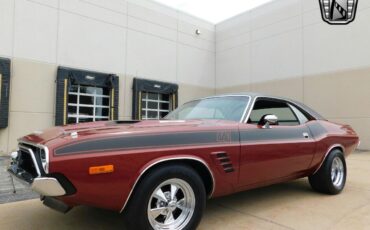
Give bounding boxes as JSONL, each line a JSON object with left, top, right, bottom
{"left": 288, "top": 104, "right": 309, "bottom": 124}
{"left": 248, "top": 99, "right": 300, "bottom": 126}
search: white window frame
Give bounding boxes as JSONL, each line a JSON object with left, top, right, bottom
{"left": 141, "top": 92, "right": 171, "bottom": 120}
{"left": 68, "top": 85, "right": 110, "bottom": 123}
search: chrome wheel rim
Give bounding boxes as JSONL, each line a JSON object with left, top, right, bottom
{"left": 147, "top": 179, "right": 195, "bottom": 230}
{"left": 331, "top": 156, "right": 344, "bottom": 187}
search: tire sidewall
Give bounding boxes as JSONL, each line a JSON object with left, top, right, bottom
{"left": 324, "top": 150, "right": 347, "bottom": 194}
{"left": 124, "top": 164, "right": 206, "bottom": 230}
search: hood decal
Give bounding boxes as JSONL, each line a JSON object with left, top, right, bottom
{"left": 55, "top": 131, "right": 240, "bottom": 155}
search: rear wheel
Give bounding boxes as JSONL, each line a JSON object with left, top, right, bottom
{"left": 309, "top": 149, "right": 346, "bottom": 195}
{"left": 124, "top": 164, "right": 206, "bottom": 230}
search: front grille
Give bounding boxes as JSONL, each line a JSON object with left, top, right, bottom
{"left": 18, "top": 149, "right": 39, "bottom": 179}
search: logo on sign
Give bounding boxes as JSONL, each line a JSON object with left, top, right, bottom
{"left": 319, "top": 0, "right": 358, "bottom": 25}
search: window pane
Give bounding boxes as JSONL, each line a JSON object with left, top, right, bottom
{"left": 80, "top": 95, "right": 94, "bottom": 105}
{"left": 102, "top": 88, "right": 110, "bottom": 96}
{"left": 79, "top": 117, "right": 93, "bottom": 123}
{"left": 249, "top": 100, "right": 299, "bottom": 126}
{"left": 289, "top": 104, "right": 309, "bottom": 124}
{"left": 68, "top": 106, "right": 77, "bottom": 115}
{"left": 80, "top": 86, "right": 95, "bottom": 94}
{"left": 160, "top": 103, "right": 169, "bottom": 110}
{"left": 166, "top": 96, "right": 249, "bottom": 122}
{"left": 67, "top": 84, "right": 112, "bottom": 124}
{"left": 148, "top": 93, "right": 158, "bottom": 100}
{"left": 95, "top": 118, "right": 109, "bottom": 121}
{"left": 68, "top": 94, "right": 77, "bottom": 104}
{"left": 160, "top": 94, "right": 169, "bottom": 101}
{"left": 148, "top": 102, "right": 158, "bottom": 109}
{"left": 79, "top": 107, "right": 94, "bottom": 116}
{"left": 68, "top": 117, "right": 76, "bottom": 123}
{"left": 160, "top": 111, "right": 169, "bottom": 118}
{"left": 96, "top": 97, "right": 109, "bottom": 106}
{"left": 96, "top": 108, "right": 109, "bottom": 117}
{"left": 69, "top": 85, "right": 78, "bottom": 92}
{"left": 148, "top": 111, "right": 158, "bottom": 119}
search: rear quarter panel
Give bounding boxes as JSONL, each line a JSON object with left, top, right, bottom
{"left": 307, "top": 120, "right": 359, "bottom": 174}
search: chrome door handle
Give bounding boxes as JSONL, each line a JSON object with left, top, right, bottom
{"left": 303, "top": 132, "right": 309, "bottom": 139}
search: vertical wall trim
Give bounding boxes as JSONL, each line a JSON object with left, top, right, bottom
{"left": 63, "top": 78, "right": 68, "bottom": 125}
{"left": 111, "top": 88, "right": 115, "bottom": 120}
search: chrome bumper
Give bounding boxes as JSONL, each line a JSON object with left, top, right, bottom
{"left": 8, "top": 166, "right": 66, "bottom": 197}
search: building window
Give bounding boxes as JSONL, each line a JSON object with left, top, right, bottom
{"left": 67, "top": 85, "right": 111, "bottom": 123}
{"left": 0, "top": 58, "right": 11, "bottom": 129}
{"left": 55, "top": 67, "right": 119, "bottom": 126}
{"left": 132, "top": 78, "right": 178, "bottom": 120}
{"left": 141, "top": 92, "right": 172, "bottom": 120}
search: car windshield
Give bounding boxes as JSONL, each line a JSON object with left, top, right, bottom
{"left": 165, "top": 96, "right": 250, "bottom": 122}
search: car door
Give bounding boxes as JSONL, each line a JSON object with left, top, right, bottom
{"left": 238, "top": 98, "right": 316, "bottom": 188}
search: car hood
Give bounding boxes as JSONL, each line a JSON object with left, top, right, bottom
{"left": 19, "top": 119, "right": 238, "bottom": 147}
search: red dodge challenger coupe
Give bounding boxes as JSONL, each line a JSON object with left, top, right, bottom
{"left": 9, "top": 93, "right": 359, "bottom": 230}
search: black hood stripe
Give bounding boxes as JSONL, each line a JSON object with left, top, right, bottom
{"left": 55, "top": 123, "right": 327, "bottom": 155}
{"left": 55, "top": 131, "right": 240, "bottom": 155}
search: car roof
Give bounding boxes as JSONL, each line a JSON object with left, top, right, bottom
{"left": 200, "top": 92, "right": 325, "bottom": 120}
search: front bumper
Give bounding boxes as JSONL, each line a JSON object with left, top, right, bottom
{"left": 8, "top": 166, "right": 66, "bottom": 197}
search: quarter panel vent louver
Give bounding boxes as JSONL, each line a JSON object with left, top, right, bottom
{"left": 215, "top": 152, "right": 234, "bottom": 173}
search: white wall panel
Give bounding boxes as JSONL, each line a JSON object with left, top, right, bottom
{"left": 30, "top": 0, "right": 58, "bottom": 8}
{"left": 178, "top": 12, "right": 215, "bottom": 32}
{"left": 128, "top": 2, "right": 177, "bottom": 29}
{"left": 252, "top": 15, "right": 301, "bottom": 41}
{"left": 178, "top": 20, "right": 215, "bottom": 42}
{"left": 304, "top": 8, "right": 370, "bottom": 76}
{"left": 83, "top": 0, "right": 127, "bottom": 14}
{"left": 251, "top": 29, "right": 303, "bottom": 83}
{"left": 60, "top": 0, "right": 127, "bottom": 27}
{"left": 216, "top": 45, "right": 251, "bottom": 88}
{"left": 0, "top": 0, "right": 14, "bottom": 57}
{"left": 178, "top": 33, "right": 215, "bottom": 52}
{"left": 302, "top": 0, "right": 318, "bottom": 12}
{"left": 128, "top": 0, "right": 178, "bottom": 19}
{"left": 13, "top": 0, "right": 58, "bottom": 63}
{"left": 126, "top": 30, "right": 176, "bottom": 82}
{"left": 58, "top": 12, "right": 126, "bottom": 73}
{"left": 128, "top": 16, "right": 176, "bottom": 41}
{"left": 178, "top": 45, "right": 215, "bottom": 87}
{"left": 216, "top": 32, "right": 251, "bottom": 52}
{"left": 251, "top": 0, "right": 301, "bottom": 30}
{"left": 216, "top": 12, "right": 250, "bottom": 42}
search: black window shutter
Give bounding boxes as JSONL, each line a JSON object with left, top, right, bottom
{"left": 0, "top": 58, "right": 11, "bottom": 129}
{"left": 55, "top": 68, "right": 69, "bottom": 126}
{"left": 132, "top": 78, "right": 179, "bottom": 120}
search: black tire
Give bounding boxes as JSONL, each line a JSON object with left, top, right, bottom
{"left": 124, "top": 164, "right": 206, "bottom": 230}
{"left": 309, "top": 149, "right": 347, "bottom": 195}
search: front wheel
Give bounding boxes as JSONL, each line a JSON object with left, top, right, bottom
{"left": 309, "top": 149, "right": 347, "bottom": 195}
{"left": 124, "top": 164, "right": 206, "bottom": 230}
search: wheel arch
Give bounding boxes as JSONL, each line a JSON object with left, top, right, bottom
{"left": 120, "top": 156, "right": 215, "bottom": 213}
{"left": 313, "top": 144, "right": 345, "bottom": 175}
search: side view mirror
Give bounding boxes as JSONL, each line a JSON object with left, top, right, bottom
{"left": 263, "top": 114, "right": 278, "bottom": 129}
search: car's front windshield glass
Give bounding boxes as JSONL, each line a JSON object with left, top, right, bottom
{"left": 165, "top": 96, "right": 250, "bottom": 122}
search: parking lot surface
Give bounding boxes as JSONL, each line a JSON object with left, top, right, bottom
{"left": 0, "top": 152, "right": 369, "bottom": 230}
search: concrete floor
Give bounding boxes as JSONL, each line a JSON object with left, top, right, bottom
{"left": 1, "top": 152, "right": 369, "bottom": 230}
